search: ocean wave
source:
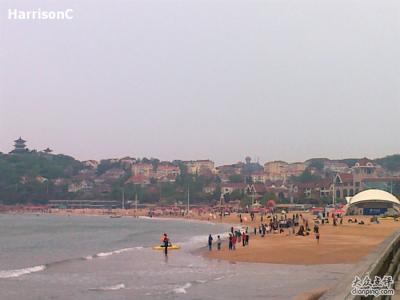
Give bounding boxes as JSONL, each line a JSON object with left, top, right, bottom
{"left": 90, "top": 283, "right": 125, "bottom": 291}
{"left": 0, "top": 265, "right": 46, "bottom": 279}
{"left": 94, "top": 246, "right": 143, "bottom": 258}
{"left": 0, "top": 246, "right": 144, "bottom": 279}
{"left": 179, "top": 231, "right": 230, "bottom": 248}
{"left": 173, "top": 282, "right": 192, "bottom": 294}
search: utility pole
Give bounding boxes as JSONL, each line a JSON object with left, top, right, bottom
{"left": 135, "top": 193, "right": 138, "bottom": 216}
{"left": 187, "top": 185, "right": 190, "bottom": 215}
{"left": 220, "top": 194, "right": 224, "bottom": 219}
{"left": 122, "top": 188, "right": 125, "bottom": 209}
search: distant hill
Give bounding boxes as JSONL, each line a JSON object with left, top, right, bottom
{"left": 375, "top": 155, "right": 400, "bottom": 173}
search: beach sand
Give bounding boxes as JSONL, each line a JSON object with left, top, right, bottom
{"left": 204, "top": 213, "right": 400, "bottom": 265}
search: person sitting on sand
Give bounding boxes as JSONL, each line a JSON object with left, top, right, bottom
{"left": 296, "top": 225, "right": 305, "bottom": 236}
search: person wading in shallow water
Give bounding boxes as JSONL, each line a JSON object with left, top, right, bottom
{"left": 208, "top": 234, "right": 213, "bottom": 251}
{"left": 162, "top": 233, "right": 169, "bottom": 256}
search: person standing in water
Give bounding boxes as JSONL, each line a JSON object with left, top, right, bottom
{"left": 208, "top": 234, "right": 213, "bottom": 251}
{"left": 217, "top": 235, "right": 222, "bottom": 250}
{"left": 162, "top": 233, "right": 169, "bottom": 256}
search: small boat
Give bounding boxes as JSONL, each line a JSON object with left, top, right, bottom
{"left": 152, "top": 244, "right": 181, "bottom": 250}
{"left": 110, "top": 215, "right": 122, "bottom": 218}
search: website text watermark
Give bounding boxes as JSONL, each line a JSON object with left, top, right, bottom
{"left": 8, "top": 9, "right": 74, "bottom": 20}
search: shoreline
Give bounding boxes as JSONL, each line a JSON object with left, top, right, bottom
{"left": 4, "top": 209, "right": 397, "bottom": 300}
{"left": 4, "top": 209, "right": 400, "bottom": 265}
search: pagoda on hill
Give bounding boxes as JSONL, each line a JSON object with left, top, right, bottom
{"left": 12, "top": 137, "right": 27, "bottom": 153}
{"left": 43, "top": 148, "right": 53, "bottom": 154}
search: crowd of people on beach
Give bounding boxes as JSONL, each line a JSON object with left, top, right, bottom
{"left": 205, "top": 210, "right": 351, "bottom": 251}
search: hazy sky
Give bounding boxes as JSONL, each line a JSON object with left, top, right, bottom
{"left": 1, "top": 0, "right": 399, "bottom": 164}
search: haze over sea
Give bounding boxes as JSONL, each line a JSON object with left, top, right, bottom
{"left": 0, "top": 214, "right": 350, "bottom": 299}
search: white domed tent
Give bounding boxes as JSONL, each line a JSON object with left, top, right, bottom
{"left": 345, "top": 189, "right": 400, "bottom": 216}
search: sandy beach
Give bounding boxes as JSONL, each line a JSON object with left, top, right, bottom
{"left": 204, "top": 213, "right": 400, "bottom": 265}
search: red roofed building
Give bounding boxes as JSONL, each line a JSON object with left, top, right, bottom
{"left": 221, "top": 183, "right": 246, "bottom": 195}
{"left": 352, "top": 158, "right": 377, "bottom": 183}
{"left": 183, "top": 160, "right": 215, "bottom": 175}
{"left": 126, "top": 174, "right": 151, "bottom": 185}
{"left": 333, "top": 173, "right": 355, "bottom": 199}
{"left": 297, "top": 179, "right": 333, "bottom": 199}
{"left": 132, "top": 163, "right": 153, "bottom": 177}
{"left": 155, "top": 164, "right": 180, "bottom": 182}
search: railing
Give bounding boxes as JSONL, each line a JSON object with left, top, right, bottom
{"left": 320, "top": 229, "right": 400, "bottom": 300}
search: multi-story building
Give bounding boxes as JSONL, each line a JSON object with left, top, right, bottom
{"left": 296, "top": 179, "right": 333, "bottom": 199}
{"left": 119, "top": 157, "right": 137, "bottom": 168}
{"left": 264, "top": 161, "right": 307, "bottom": 181}
{"left": 131, "top": 163, "right": 153, "bottom": 177}
{"left": 183, "top": 160, "right": 215, "bottom": 175}
{"left": 251, "top": 171, "right": 266, "bottom": 184}
{"left": 323, "top": 160, "right": 350, "bottom": 173}
{"left": 352, "top": 158, "right": 377, "bottom": 185}
{"left": 221, "top": 183, "right": 246, "bottom": 195}
{"left": 333, "top": 172, "right": 355, "bottom": 199}
{"left": 155, "top": 163, "right": 180, "bottom": 182}
{"left": 264, "top": 161, "right": 288, "bottom": 181}
{"left": 286, "top": 162, "right": 307, "bottom": 177}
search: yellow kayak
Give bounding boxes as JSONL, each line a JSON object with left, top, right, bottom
{"left": 379, "top": 216, "right": 397, "bottom": 221}
{"left": 152, "top": 244, "right": 181, "bottom": 250}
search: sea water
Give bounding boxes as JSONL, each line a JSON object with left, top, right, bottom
{"left": 0, "top": 214, "right": 351, "bottom": 299}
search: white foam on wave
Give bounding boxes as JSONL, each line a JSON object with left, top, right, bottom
{"left": 173, "top": 282, "right": 192, "bottom": 294}
{"left": 180, "top": 231, "right": 230, "bottom": 248}
{"left": 195, "top": 279, "right": 207, "bottom": 284}
{"left": 94, "top": 246, "right": 143, "bottom": 258}
{"left": 91, "top": 283, "right": 125, "bottom": 291}
{"left": 96, "top": 251, "right": 113, "bottom": 257}
{"left": 0, "top": 265, "right": 46, "bottom": 279}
